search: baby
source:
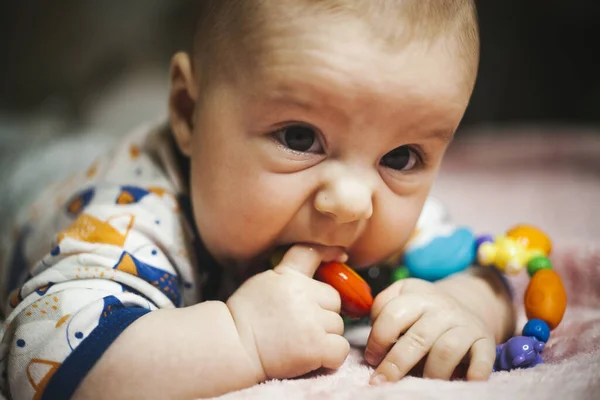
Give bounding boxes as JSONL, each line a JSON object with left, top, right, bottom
{"left": 0, "top": 0, "right": 515, "bottom": 399}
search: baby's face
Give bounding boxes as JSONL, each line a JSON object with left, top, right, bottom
{"left": 184, "top": 20, "right": 472, "bottom": 275}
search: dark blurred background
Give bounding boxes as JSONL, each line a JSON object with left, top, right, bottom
{"left": 1, "top": 0, "right": 600, "bottom": 130}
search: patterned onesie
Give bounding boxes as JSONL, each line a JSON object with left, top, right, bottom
{"left": 0, "top": 121, "right": 212, "bottom": 400}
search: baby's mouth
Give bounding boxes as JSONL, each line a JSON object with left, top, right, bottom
{"left": 235, "top": 243, "right": 350, "bottom": 283}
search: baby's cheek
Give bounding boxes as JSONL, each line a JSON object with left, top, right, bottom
{"left": 196, "top": 175, "right": 307, "bottom": 259}
{"left": 356, "top": 191, "right": 426, "bottom": 265}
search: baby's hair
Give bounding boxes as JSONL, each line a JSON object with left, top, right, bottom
{"left": 192, "top": 0, "right": 479, "bottom": 89}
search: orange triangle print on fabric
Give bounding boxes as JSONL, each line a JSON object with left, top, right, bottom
{"left": 114, "top": 252, "right": 139, "bottom": 276}
{"left": 116, "top": 191, "right": 136, "bottom": 205}
{"left": 57, "top": 214, "right": 135, "bottom": 247}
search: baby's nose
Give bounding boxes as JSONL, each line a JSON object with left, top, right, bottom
{"left": 314, "top": 178, "right": 373, "bottom": 224}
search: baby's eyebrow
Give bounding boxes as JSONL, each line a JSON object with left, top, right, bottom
{"left": 260, "top": 85, "right": 458, "bottom": 144}
{"left": 266, "top": 90, "right": 317, "bottom": 111}
{"left": 428, "top": 128, "right": 455, "bottom": 143}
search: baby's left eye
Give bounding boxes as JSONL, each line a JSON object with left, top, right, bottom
{"left": 380, "top": 146, "right": 420, "bottom": 171}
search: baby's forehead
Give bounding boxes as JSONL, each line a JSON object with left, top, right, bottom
{"left": 241, "top": 55, "right": 466, "bottom": 140}
{"left": 194, "top": 0, "right": 478, "bottom": 93}
{"left": 242, "top": 32, "right": 472, "bottom": 111}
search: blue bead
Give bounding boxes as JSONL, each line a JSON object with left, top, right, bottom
{"left": 404, "top": 226, "right": 476, "bottom": 281}
{"left": 51, "top": 246, "right": 60, "bottom": 256}
{"left": 75, "top": 331, "right": 84, "bottom": 339}
{"left": 16, "top": 339, "right": 25, "bottom": 348}
{"left": 522, "top": 319, "right": 551, "bottom": 343}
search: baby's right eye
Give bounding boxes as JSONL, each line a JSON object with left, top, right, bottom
{"left": 275, "top": 125, "right": 324, "bottom": 154}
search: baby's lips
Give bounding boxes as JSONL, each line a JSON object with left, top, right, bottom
{"left": 297, "top": 243, "right": 347, "bottom": 263}
{"left": 270, "top": 244, "right": 348, "bottom": 266}
{"left": 315, "top": 261, "right": 373, "bottom": 318}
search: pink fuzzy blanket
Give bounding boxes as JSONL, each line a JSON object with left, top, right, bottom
{"left": 208, "top": 129, "right": 600, "bottom": 400}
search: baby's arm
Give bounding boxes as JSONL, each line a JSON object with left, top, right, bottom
{"left": 73, "top": 301, "right": 263, "bottom": 399}
{"left": 76, "top": 244, "right": 351, "bottom": 399}
{"left": 0, "top": 181, "right": 260, "bottom": 399}
{"left": 435, "top": 267, "right": 515, "bottom": 343}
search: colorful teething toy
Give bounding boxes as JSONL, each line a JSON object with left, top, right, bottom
{"left": 270, "top": 216, "right": 566, "bottom": 372}
{"left": 391, "top": 222, "right": 567, "bottom": 372}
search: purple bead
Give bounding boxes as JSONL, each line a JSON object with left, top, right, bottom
{"left": 493, "top": 336, "right": 544, "bottom": 372}
{"left": 476, "top": 234, "right": 494, "bottom": 249}
{"left": 522, "top": 319, "right": 551, "bottom": 343}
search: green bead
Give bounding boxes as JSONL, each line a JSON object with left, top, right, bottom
{"left": 343, "top": 315, "right": 369, "bottom": 326}
{"left": 391, "top": 266, "right": 411, "bottom": 282}
{"left": 527, "top": 256, "right": 552, "bottom": 277}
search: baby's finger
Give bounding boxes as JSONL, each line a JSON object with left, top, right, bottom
{"left": 318, "top": 309, "right": 345, "bottom": 335}
{"left": 370, "top": 315, "right": 449, "bottom": 384}
{"left": 321, "top": 334, "right": 350, "bottom": 370}
{"left": 370, "top": 280, "right": 406, "bottom": 321}
{"left": 274, "top": 245, "right": 346, "bottom": 277}
{"left": 466, "top": 337, "right": 495, "bottom": 381}
{"left": 312, "top": 280, "right": 342, "bottom": 313}
{"left": 423, "top": 327, "right": 472, "bottom": 380}
{"left": 365, "top": 295, "right": 423, "bottom": 366}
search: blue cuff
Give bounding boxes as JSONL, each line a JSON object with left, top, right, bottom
{"left": 42, "top": 301, "right": 150, "bottom": 400}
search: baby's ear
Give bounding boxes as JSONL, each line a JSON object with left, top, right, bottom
{"left": 169, "top": 52, "right": 198, "bottom": 157}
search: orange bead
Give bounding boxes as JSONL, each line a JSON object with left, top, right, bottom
{"left": 507, "top": 224, "right": 552, "bottom": 256}
{"left": 524, "top": 269, "right": 567, "bottom": 329}
{"left": 315, "top": 262, "right": 373, "bottom": 318}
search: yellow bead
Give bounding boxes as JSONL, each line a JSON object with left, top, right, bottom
{"left": 477, "top": 242, "right": 496, "bottom": 266}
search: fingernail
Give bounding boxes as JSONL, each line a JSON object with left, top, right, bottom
{"left": 369, "top": 373, "right": 387, "bottom": 386}
{"left": 364, "top": 349, "right": 377, "bottom": 365}
{"left": 336, "top": 253, "right": 349, "bottom": 263}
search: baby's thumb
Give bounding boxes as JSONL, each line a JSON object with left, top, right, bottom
{"left": 273, "top": 245, "right": 347, "bottom": 277}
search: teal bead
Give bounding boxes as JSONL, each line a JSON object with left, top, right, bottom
{"left": 403, "top": 225, "right": 476, "bottom": 281}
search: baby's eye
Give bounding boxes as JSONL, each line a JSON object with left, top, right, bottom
{"left": 380, "top": 145, "right": 420, "bottom": 171}
{"left": 275, "top": 125, "right": 324, "bottom": 154}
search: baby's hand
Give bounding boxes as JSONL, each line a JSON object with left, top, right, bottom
{"left": 226, "top": 245, "right": 350, "bottom": 381}
{"left": 365, "top": 278, "right": 496, "bottom": 384}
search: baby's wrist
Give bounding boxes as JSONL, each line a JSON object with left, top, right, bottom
{"left": 224, "top": 300, "right": 268, "bottom": 383}
{"left": 435, "top": 268, "right": 515, "bottom": 342}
